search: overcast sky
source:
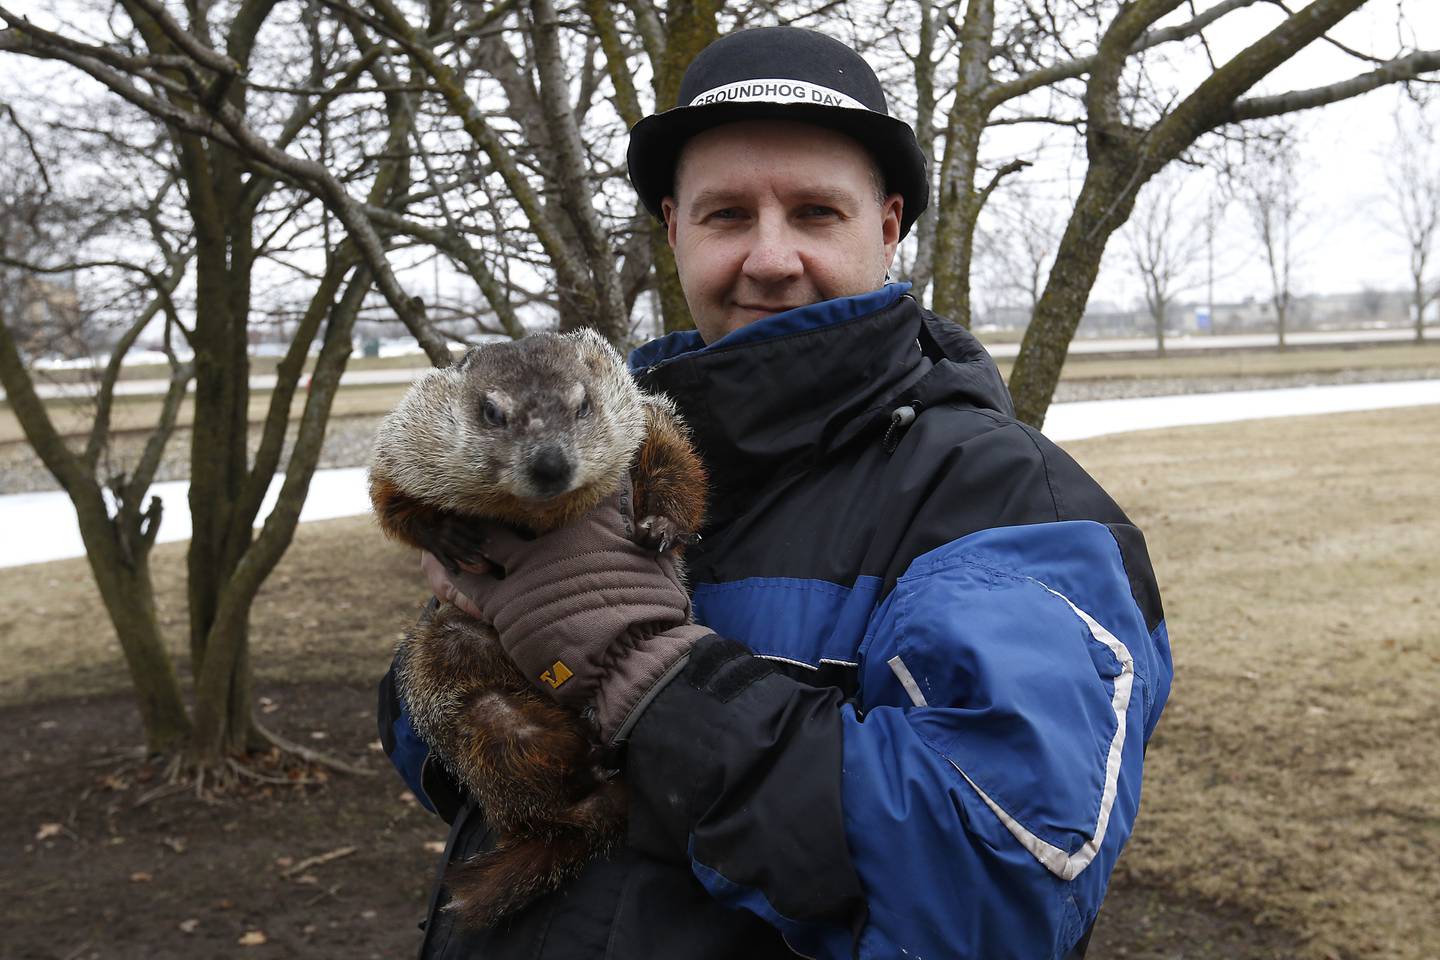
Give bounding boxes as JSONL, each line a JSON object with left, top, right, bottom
{"left": 3, "top": 1, "right": 1437, "bottom": 329}
{"left": 1078, "top": 1, "right": 1440, "bottom": 309}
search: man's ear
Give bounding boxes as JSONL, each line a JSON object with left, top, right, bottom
{"left": 881, "top": 193, "right": 903, "bottom": 269}
{"left": 661, "top": 197, "right": 680, "bottom": 249}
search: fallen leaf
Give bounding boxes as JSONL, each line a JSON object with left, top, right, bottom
{"left": 178, "top": 919, "right": 199, "bottom": 934}
{"left": 360, "top": 909, "right": 377, "bottom": 920}
{"left": 274, "top": 856, "right": 294, "bottom": 869}
{"left": 294, "top": 873, "right": 319, "bottom": 885}
{"left": 367, "top": 740, "right": 384, "bottom": 753}
{"left": 130, "top": 871, "right": 153, "bottom": 883}
{"left": 38, "top": 720, "right": 58, "bottom": 730}
{"left": 422, "top": 841, "right": 445, "bottom": 854}
{"left": 308, "top": 731, "right": 328, "bottom": 741}
{"left": 215, "top": 898, "right": 235, "bottom": 910}
{"left": 162, "top": 836, "right": 187, "bottom": 854}
{"left": 397, "top": 791, "right": 417, "bottom": 805}
{"left": 238, "top": 930, "right": 268, "bottom": 946}
{"left": 35, "top": 822, "right": 63, "bottom": 840}
{"left": 100, "top": 774, "right": 129, "bottom": 791}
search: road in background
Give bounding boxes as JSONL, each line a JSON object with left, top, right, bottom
{"left": 5, "top": 328, "right": 1426, "bottom": 401}
{"left": 3, "top": 378, "right": 1436, "bottom": 568}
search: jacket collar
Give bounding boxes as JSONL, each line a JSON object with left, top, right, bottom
{"left": 630, "top": 286, "right": 1011, "bottom": 507}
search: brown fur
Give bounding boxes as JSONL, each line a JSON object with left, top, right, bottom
{"left": 370, "top": 330, "right": 706, "bottom": 928}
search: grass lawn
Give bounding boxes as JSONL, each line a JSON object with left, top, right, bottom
{"left": 2, "top": 406, "right": 1437, "bottom": 958}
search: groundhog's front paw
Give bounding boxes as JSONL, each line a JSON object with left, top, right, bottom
{"left": 636, "top": 515, "right": 701, "bottom": 554}
{"left": 419, "top": 515, "right": 492, "bottom": 574}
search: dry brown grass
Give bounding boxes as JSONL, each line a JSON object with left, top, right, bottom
{"left": 0, "top": 514, "right": 424, "bottom": 707}
{"left": 1067, "top": 407, "right": 1440, "bottom": 960}
{"left": 1004, "top": 340, "right": 1440, "bottom": 382}
{"left": 1, "top": 406, "right": 1436, "bottom": 957}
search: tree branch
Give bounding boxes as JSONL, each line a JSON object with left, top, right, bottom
{"left": 985, "top": 0, "right": 1265, "bottom": 109}
{"left": 1228, "top": 47, "right": 1440, "bottom": 122}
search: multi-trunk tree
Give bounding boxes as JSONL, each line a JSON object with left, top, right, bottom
{"left": 0, "top": 0, "right": 422, "bottom": 771}
{"left": 3, "top": 0, "right": 1440, "bottom": 771}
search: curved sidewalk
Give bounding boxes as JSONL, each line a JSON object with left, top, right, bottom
{"left": 2, "top": 379, "right": 1436, "bottom": 569}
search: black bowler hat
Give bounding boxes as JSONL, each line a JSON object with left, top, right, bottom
{"left": 627, "top": 27, "right": 930, "bottom": 239}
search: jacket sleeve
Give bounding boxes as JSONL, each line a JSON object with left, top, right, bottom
{"left": 625, "top": 520, "right": 1172, "bottom": 960}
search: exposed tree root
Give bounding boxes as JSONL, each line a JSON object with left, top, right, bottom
{"left": 124, "top": 723, "right": 373, "bottom": 807}
{"left": 250, "top": 719, "right": 376, "bottom": 778}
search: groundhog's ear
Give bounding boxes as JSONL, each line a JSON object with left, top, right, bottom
{"left": 457, "top": 347, "right": 484, "bottom": 372}
{"left": 568, "top": 327, "right": 621, "bottom": 375}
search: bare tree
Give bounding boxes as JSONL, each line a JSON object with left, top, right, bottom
{"left": 1387, "top": 102, "right": 1440, "bottom": 342}
{"left": 0, "top": 119, "right": 196, "bottom": 753}
{"left": 908, "top": 0, "right": 1440, "bottom": 426}
{"left": 1124, "top": 170, "right": 1205, "bottom": 355}
{"left": 976, "top": 188, "right": 1060, "bottom": 325}
{"left": 1240, "top": 141, "right": 1303, "bottom": 351}
{"left": 0, "top": 1, "right": 425, "bottom": 771}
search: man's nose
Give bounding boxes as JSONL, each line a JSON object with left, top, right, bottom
{"left": 740, "top": 214, "right": 803, "bottom": 285}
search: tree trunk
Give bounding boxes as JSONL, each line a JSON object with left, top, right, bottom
{"left": 81, "top": 519, "right": 192, "bottom": 754}
{"left": 181, "top": 133, "right": 258, "bottom": 763}
{"left": 644, "top": 0, "right": 721, "bottom": 336}
{"left": 929, "top": 115, "right": 984, "bottom": 325}
{"left": 652, "top": 223, "right": 691, "bottom": 334}
{"left": 190, "top": 607, "right": 254, "bottom": 757}
{"left": 928, "top": 0, "right": 996, "bottom": 325}
{"left": 1009, "top": 151, "right": 1142, "bottom": 426}
{"left": 1415, "top": 280, "right": 1427, "bottom": 344}
{"left": 0, "top": 316, "right": 191, "bottom": 752}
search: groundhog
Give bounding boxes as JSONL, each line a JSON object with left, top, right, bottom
{"left": 368, "top": 328, "right": 707, "bottom": 928}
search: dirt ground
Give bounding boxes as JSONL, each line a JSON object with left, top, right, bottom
{"left": 2, "top": 406, "right": 1437, "bottom": 958}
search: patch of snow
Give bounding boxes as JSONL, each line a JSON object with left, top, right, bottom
{"left": 1, "top": 380, "right": 1435, "bottom": 569}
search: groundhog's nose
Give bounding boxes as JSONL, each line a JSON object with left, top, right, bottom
{"left": 527, "top": 446, "right": 574, "bottom": 495}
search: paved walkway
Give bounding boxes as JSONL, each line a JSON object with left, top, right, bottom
{"left": 2, "top": 378, "right": 1436, "bottom": 568}
{"left": 8, "top": 328, "right": 1428, "bottom": 401}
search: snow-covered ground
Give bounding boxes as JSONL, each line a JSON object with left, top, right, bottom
{"left": 2, "top": 379, "right": 1436, "bottom": 569}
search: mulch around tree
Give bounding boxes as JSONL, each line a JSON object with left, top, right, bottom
{"left": 4, "top": 682, "right": 443, "bottom": 960}
{"left": 6, "top": 683, "right": 1304, "bottom": 960}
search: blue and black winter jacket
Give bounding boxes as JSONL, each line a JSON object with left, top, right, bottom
{"left": 379, "top": 286, "right": 1172, "bottom": 960}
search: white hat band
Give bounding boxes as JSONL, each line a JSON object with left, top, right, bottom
{"left": 686, "top": 78, "right": 868, "bottom": 111}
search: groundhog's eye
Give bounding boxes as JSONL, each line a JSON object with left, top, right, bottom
{"left": 576, "top": 396, "right": 592, "bottom": 420}
{"left": 481, "top": 399, "right": 506, "bottom": 427}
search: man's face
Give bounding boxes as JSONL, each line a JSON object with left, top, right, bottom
{"left": 661, "top": 119, "right": 903, "bottom": 345}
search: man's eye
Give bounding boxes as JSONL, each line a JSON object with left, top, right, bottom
{"left": 801, "top": 205, "right": 840, "bottom": 218}
{"left": 706, "top": 207, "right": 743, "bottom": 222}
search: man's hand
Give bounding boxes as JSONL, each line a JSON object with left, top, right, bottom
{"left": 420, "top": 550, "right": 490, "bottom": 620}
{"left": 420, "top": 485, "right": 711, "bottom": 743}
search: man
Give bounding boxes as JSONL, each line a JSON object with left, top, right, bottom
{"left": 380, "top": 26, "right": 1172, "bottom": 960}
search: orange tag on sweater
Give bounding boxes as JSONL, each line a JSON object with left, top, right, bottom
{"left": 540, "top": 660, "right": 574, "bottom": 689}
